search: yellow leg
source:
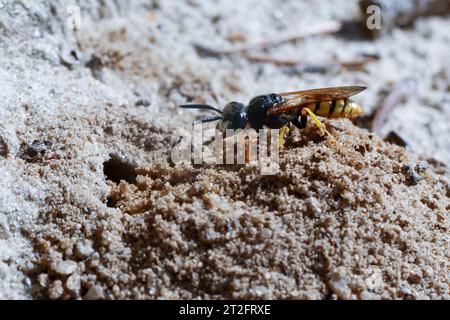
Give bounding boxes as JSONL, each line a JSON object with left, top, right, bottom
{"left": 301, "top": 107, "right": 334, "bottom": 139}
{"left": 278, "top": 126, "right": 290, "bottom": 149}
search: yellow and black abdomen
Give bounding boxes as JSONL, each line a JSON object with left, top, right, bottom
{"left": 308, "top": 99, "right": 363, "bottom": 118}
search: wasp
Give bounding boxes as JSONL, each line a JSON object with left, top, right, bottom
{"left": 180, "top": 86, "right": 366, "bottom": 146}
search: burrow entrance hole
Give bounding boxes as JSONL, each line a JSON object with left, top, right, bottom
{"left": 103, "top": 154, "right": 138, "bottom": 185}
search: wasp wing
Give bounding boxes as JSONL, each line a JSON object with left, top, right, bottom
{"left": 268, "top": 86, "right": 366, "bottom": 115}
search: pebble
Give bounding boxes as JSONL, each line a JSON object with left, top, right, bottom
{"left": 0, "top": 219, "right": 10, "bottom": 240}
{"left": 84, "top": 285, "right": 105, "bottom": 300}
{"left": 415, "top": 162, "right": 428, "bottom": 173}
{"left": 260, "top": 228, "right": 273, "bottom": 239}
{"left": 0, "top": 136, "right": 8, "bottom": 157}
{"left": 398, "top": 287, "right": 412, "bottom": 296}
{"left": 54, "top": 260, "right": 78, "bottom": 275}
{"left": 37, "top": 273, "right": 49, "bottom": 288}
{"left": 49, "top": 280, "right": 64, "bottom": 299}
{"left": 422, "top": 265, "right": 434, "bottom": 277}
{"left": 17, "top": 140, "right": 52, "bottom": 163}
{"left": 135, "top": 99, "right": 151, "bottom": 107}
{"left": 328, "top": 273, "right": 352, "bottom": 299}
{"left": 306, "top": 197, "right": 322, "bottom": 217}
{"left": 402, "top": 164, "right": 421, "bottom": 185}
{"left": 365, "top": 271, "right": 383, "bottom": 290}
{"left": 76, "top": 242, "right": 95, "bottom": 258}
{"left": 66, "top": 274, "right": 81, "bottom": 292}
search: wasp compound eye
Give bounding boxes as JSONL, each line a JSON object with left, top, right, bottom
{"left": 269, "top": 93, "right": 284, "bottom": 105}
{"left": 217, "top": 102, "right": 247, "bottom": 131}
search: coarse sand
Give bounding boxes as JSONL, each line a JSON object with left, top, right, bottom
{"left": 27, "top": 122, "right": 449, "bottom": 299}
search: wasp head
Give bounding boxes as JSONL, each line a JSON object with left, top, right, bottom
{"left": 216, "top": 102, "right": 247, "bottom": 132}
{"left": 179, "top": 101, "right": 247, "bottom": 132}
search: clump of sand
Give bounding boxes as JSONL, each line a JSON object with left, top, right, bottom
{"left": 26, "top": 121, "right": 449, "bottom": 299}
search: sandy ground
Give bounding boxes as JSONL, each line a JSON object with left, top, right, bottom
{"left": 0, "top": 0, "right": 448, "bottom": 299}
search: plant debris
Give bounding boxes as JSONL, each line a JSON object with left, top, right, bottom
{"left": 193, "top": 20, "right": 342, "bottom": 57}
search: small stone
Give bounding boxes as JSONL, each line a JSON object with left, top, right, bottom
{"left": 0, "top": 219, "right": 11, "bottom": 240}
{"left": 360, "top": 290, "right": 377, "bottom": 300}
{"left": 66, "top": 274, "right": 81, "bottom": 292}
{"left": 397, "top": 287, "right": 413, "bottom": 297}
{"left": 84, "top": 285, "right": 105, "bottom": 300}
{"left": 75, "top": 242, "right": 95, "bottom": 258}
{"left": 365, "top": 270, "right": 383, "bottom": 291}
{"left": 54, "top": 260, "right": 78, "bottom": 275}
{"left": 85, "top": 54, "right": 104, "bottom": 71}
{"left": 17, "top": 140, "right": 52, "bottom": 163}
{"left": 112, "top": 284, "right": 120, "bottom": 296}
{"left": 251, "top": 285, "right": 267, "bottom": 297}
{"left": 60, "top": 49, "right": 81, "bottom": 67}
{"left": 423, "top": 265, "right": 434, "bottom": 277}
{"left": 260, "top": 228, "right": 273, "bottom": 239}
{"left": 135, "top": 99, "right": 151, "bottom": 107}
{"left": 415, "top": 162, "right": 428, "bottom": 173}
{"left": 0, "top": 136, "right": 8, "bottom": 157}
{"left": 328, "top": 273, "right": 352, "bottom": 299}
{"left": 408, "top": 273, "right": 422, "bottom": 284}
{"left": 48, "top": 280, "right": 64, "bottom": 299}
{"left": 37, "top": 273, "right": 49, "bottom": 288}
{"left": 306, "top": 197, "right": 322, "bottom": 217}
{"left": 402, "top": 164, "right": 421, "bottom": 185}
{"left": 202, "top": 193, "right": 222, "bottom": 210}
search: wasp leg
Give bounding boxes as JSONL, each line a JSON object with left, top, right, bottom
{"left": 278, "top": 125, "right": 291, "bottom": 149}
{"left": 301, "top": 107, "right": 334, "bottom": 138}
{"left": 292, "top": 114, "right": 308, "bottom": 129}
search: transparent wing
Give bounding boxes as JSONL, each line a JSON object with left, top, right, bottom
{"left": 268, "top": 86, "right": 366, "bottom": 115}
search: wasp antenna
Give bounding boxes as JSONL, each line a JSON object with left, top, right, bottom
{"left": 180, "top": 104, "right": 223, "bottom": 114}
{"left": 193, "top": 115, "right": 223, "bottom": 125}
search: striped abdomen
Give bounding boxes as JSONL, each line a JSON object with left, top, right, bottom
{"left": 307, "top": 99, "right": 363, "bottom": 118}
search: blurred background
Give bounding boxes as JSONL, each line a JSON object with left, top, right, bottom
{"left": 74, "top": 0, "right": 450, "bottom": 165}
{"left": 3, "top": 0, "right": 448, "bottom": 164}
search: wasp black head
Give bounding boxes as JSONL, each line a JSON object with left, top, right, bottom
{"left": 179, "top": 101, "right": 247, "bottom": 131}
{"left": 216, "top": 101, "right": 247, "bottom": 132}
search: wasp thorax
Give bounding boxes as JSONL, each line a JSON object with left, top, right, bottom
{"left": 217, "top": 101, "right": 247, "bottom": 132}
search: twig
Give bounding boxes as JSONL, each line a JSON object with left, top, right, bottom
{"left": 194, "top": 20, "right": 342, "bottom": 57}
{"left": 243, "top": 54, "right": 299, "bottom": 66}
{"left": 243, "top": 53, "right": 378, "bottom": 70}
{"left": 339, "top": 56, "right": 379, "bottom": 69}
{"left": 372, "top": 80, "right": 417, "bottom": 134}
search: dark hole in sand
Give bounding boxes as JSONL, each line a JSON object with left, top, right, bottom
{"left": 103, "top": 154, "right": 137, "bottom": 184}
